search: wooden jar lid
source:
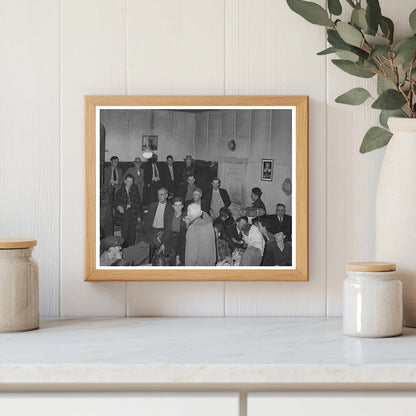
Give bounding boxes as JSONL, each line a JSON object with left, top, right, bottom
{"left": 346, "top": 261, "right": 396, "bottom": 272}
{"left": 0, "top": 239, "right": 37, "bottom": 249}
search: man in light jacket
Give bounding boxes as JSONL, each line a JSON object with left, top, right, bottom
{"left": 185, "top": 203, "right": 216, "bottom": 266}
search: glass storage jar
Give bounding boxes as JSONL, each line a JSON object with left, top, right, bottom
{"left": 0, "top": 239, "right": 39, "bottom": 332}
{"left": 343, "top": 261, "right": 402, "bottom": 338}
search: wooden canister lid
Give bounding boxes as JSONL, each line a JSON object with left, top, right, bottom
{"left": 346, "top": 261, "right": 396, "bottom": 272}
{"left": 0, "top": 239, "right": 37, "bottom": 249}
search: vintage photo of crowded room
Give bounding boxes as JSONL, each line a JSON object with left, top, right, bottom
{"left": 99, "top": 108, "right": 294, "bottom": 268}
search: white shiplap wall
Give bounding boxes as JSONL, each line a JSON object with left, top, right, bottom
{"left": 1, "top": 0, "right": 412, "bottom": 317}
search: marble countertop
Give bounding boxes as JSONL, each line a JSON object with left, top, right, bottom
{"left": 1, "top": 317, "right": 416, "bottom": 388}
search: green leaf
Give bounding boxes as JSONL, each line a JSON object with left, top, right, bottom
{"left": 327, "top": 29, "right": 348, "bottom": 49}
{"left": 380, "top": 16, "right": 394, "bottom": 44}
{"left": 328, "top": 0, "right": 342, "bottom": 16}
{"left": 366, "top": 0, "right": 382, "bottom": 35}
{"left": 371, "top": 46, "right": 392, "bottom": 58}
{"left": 410, "top": 9, "right": 416, "bottom": 32}
{"left": 362, "top": 59, "right": 379, "bottom": 72}
{"left": 379, "top": 110, "right": 402, "bottom": 129}
{"left": 372, "top": 89, "right": 406, "bottom": 110}
{"left": 351, "top": 7, "right": 369, "bottom": 32}
{"left": 393, "top": 36, "right": 416, "bottom": 71}
{"left": 332, "top": 59, "right": 375, "bottom": 78}
{"left": 317, "top": 47, "right": 338, "bottom": 55}
{"left": 317, "top": 46, "right": 358, "bottom": 61}
{"left": 377, "top": 75, "right": 393, "bottom": 94}
{"left": 335, "top": 87, "right": 371, "bottom": 105}
{"left": 360, "top": 127, "right": 392, "bottom": 153}
{"left": 336, "top": 21, "right": 363, "bottom": 47}
{"left": 335, "top": 50, "right": 359, "bottom": 62}
{"left": 287, "top": 0, "right": 334, "bottom": 27}
{"left": 327, "top": 29, "right": 369, "bottom": 59}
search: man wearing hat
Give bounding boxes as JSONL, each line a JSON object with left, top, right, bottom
{"left": 100, "top": 236, "right": 124, "bottom": 266}
{"left": 124, "top": 157, "right": 145, "bottom": 201}
{"left": 100, "top": 235, "right": 149, "bottom": 266}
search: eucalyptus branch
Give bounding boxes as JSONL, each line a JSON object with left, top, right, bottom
{"left": 286, "top": 0, "right": 416, "bottom": 151}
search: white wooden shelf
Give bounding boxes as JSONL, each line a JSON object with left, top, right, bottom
{"left": 1, "top": 317, "right": 416, "bottom": 389}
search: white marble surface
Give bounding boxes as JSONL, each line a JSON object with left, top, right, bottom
{"left": 1, "top": 317, "right": 416, "bottom": 387}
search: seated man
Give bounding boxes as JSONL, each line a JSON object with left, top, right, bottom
{"left": 250, "top": 187, "right": 266, "bottom": 214}
{"left": 240, "top": 222, "right": 265, "bottom": 267}
{"left": 213, "top": 207, "right": 234, "bottom": 230}
{"left": 100, "top": 236, "right": 124, "bottom": 266}
{"left": 224, "top": 216, "right": 248, "bottom": 251}
{"left": 213, "top": 222, "right": 232, "bottom": 266}
{"left": 100, "top": 236, "right": 149, "bottom": 266}
{"left": 268, "top": 231, "right": 292, "bottom": 266}
{"left": 267, "top": 203, "right": 292, "bottom": 242}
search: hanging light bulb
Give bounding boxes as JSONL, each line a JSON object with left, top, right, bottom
{"left": 142, "top": 134, "right": 153, "bottom": 159}
{"left": 142, "top": 147, "right": 153, "bottom": 159}
{"left": 142, "top": 111, "right": 154, "bottom": 159}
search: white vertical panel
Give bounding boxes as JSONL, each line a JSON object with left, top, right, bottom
{"left": 248, "top": 393, "right": 416, "bottom": 416}
{"left": 127, "top": 281, "right": 225, "bottom": 317}
{"left": 0, "top": 0, "right": 60, "bottom": 317}
{"left": 326, "top": 0, "right": 416, "bottom": 316}
{"left": 125, "top": 0, "right": 226, "bottom": 316}
{"left": 0, "top": 393, "right": 239, "bottom": 416}
{"left": 61, "top": 0, "right": 127, "bottom": 316}
{"left": 126, "top": 0, "right": 225, "bottom": 94}
{"left": 225, "top": 0, "right": 327, "bottom": 315}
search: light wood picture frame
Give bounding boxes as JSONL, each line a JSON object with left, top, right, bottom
{"left": 85, "top": 95, "right": 308, "bottom": 281}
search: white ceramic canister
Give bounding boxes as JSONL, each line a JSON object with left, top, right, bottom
{"left": 343, "top": 262, "right": 402, "bottom": 338}
{"left": 0, "top": 239, "right": 39, "bottom": 332}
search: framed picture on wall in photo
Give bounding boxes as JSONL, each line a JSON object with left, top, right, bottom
{"left": 261, "top": 159, "right": 273, "bottom": 182}
{"left": 142, "top": 134, "right": 158, "bottom": 151}
{"left": 84, "top": 95, "right": 309, "bottom": 281}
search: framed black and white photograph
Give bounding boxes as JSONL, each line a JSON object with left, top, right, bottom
{"left": 85, "top": 96, "right": 308, "bottom": 281}
{"left": 142, "top": 134, "right": 158, "bottom": 151}
{"left": 261, "top": 159, "right": 273, "bottom": 182}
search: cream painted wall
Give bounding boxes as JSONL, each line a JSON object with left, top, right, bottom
{"left": 1, "top": 0, "right": 413, "bottom": 317}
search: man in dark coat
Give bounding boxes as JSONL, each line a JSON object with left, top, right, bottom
{"left": 143, "top": 153, "right": 163, "bottom": 205}
{"left": 143, "top": 187, "right": 174, "bottom": 251}
{"left": 205, "top": 178, "right": 231, "bottom": 219}
{"left": 178, "top": 155, "right": 195, "bottom": 198}
{"left": 160, "top": 197, "right": 187, "bottom": 265}
{"left": 267, "top": 203, "right": 292, "bottom": 242}
{"left": 113, "top": 174, "right": 143, "bottom": 247}
{"left": 161, "top": 155, "right": 180, "bottom": 197}
{"left": 103, "top": 156, "right": 123, "bottom": 200}
{"left": 224, "top": 216, "right": 248, "bottom": 251}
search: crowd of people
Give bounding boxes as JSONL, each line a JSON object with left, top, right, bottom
{"left": 100, "top": 154, "right": 292, "bottom": 267}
